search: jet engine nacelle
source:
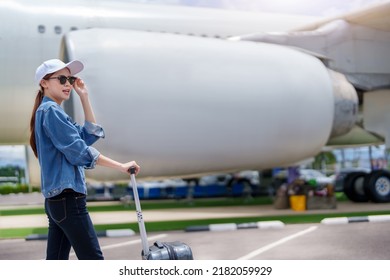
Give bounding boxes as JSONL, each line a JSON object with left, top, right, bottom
{"left": 52, "top": 29, "right": 356, "bottom": 181}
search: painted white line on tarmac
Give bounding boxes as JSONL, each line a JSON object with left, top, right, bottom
{"left": 69, "top": 234, "right": 168, "bottom": 257}
{"left": 237, "top": 226, "right": 318, "bottom": 260}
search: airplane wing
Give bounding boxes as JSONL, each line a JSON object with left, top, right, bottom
{"left": 292, "top": 1, "right": 390, "bottom": 32}
{"left": 230, "top": 1, "right": 390, "bottom": 90}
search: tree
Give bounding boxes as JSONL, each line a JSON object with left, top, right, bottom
{"left": 312, "top": 152, "right": 337, "bottom": 172}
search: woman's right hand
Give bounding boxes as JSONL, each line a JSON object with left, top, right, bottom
{"left": 96, "top": 154, "right": 141, "bottom": 175}
{"left": 122, "top": 161, "right": 141, "bottom": 175}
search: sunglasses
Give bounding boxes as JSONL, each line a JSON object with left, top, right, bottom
{"left": 46, "top": 75, "right": 77, "bottom": 85}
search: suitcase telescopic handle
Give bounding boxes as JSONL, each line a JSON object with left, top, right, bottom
{"left": 129, "top": 167, "right": 150, "bottom": 258}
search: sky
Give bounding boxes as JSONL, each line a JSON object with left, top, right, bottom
{"left": 0, "top": 0, "right": 388, "bottom": 168}
{"left": 0, "top": 145, "right": 26, "bottom": 168}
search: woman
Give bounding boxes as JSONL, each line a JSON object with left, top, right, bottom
{"left": 30, "top": 59, "right": 140, "bottom": 260}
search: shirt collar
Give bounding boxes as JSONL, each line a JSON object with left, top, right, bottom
{"left": 42, "top": 96, "right": 56, "bottom": 104}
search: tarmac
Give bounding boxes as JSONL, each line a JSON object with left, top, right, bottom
{"left": 1, "top": 192, "right": 390, "bottom": 230}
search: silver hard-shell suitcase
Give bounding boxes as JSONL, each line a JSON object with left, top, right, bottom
{"left": 147, "top": 241, "right": 193, "bottom": 260}
{"left": 129, "top": 167, "right": 194, "bottom": 260}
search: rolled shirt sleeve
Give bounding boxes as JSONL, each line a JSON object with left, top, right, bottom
{"left": 86, "top": 146, "right": 101, "bottom": 169}
{"left": 43, "top": 105, "right": 102, "bottom": 169}
{"left": 71, "top": 120, "right": 105, "bottom": 146}
{"left": 84, "top": 121, "right": 105, "bottom": 138}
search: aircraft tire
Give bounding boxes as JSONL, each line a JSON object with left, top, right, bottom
{"left": 343, "top": 172, "right": 369, "bottom": 202}
{"left": 364, "top": 170, "right": 390, "bottom": 203}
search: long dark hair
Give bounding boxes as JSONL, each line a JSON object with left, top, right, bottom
{"left": 30, "top": 87, "right": 44, "bottom": 158}
{"left": 30, "top": 73, "right": 53, "bottom": 158}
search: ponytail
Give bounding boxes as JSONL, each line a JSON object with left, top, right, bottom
{"left": 30, "top": 87, "right": 44, "bottom": 158}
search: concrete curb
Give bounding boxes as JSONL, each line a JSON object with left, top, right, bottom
{"left": 102, "top": 229, "right": 135, "bottom": 237}
{"left": 25, "top": 234, "right": 49, "bottom": 241}
{"left": 321, "top": 214, "right": 390, "bottom": 225}
{"left": 25, "top": 229, "right": 135, "bottom": 241}
{"left": 185, "top": 220, "right": 285, "bottom": 232}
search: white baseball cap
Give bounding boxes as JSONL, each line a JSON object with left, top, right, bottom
{"left": 35, "top": 59, "right": 84, "bottom": 86}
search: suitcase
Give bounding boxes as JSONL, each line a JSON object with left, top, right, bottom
{"left": 129, "top": 167, "right": 194, "bottom": 260}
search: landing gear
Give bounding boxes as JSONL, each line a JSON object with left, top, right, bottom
{"left": 343, "top": 172, "right": 369, "bottom": 202}
{"left": 364, "top": 170, "right": 390, "bottom": 203}
{"left": 343, "top": 170, "right": 390, "bottom": 203}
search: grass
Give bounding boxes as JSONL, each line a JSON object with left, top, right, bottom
{"left": 2, "top": 193, "right": 388, "bottom": 239}
{"left": 0, "top": 196, "right": 274, "bottom": 216}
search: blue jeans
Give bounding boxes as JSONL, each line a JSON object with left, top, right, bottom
{"left": 44, "top": 190, "right": 104, "bottom": 260}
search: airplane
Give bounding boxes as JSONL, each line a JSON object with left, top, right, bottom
{"left": 0, "top": 0, "right": 389, "bottom": 202}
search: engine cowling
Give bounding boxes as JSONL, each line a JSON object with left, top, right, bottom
{"left": 58, "top": 29, "right": 355, "bottom": 180}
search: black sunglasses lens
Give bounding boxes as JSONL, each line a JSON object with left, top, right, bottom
{"left": 58, "top": 76, "right": 67, "bottom": 85}
{"left": 69, "top": 77, "right": 76, "bottom": 85}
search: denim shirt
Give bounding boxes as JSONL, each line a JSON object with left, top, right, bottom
{"left": 35, "top": 96, "right": 105, "bottom": 198}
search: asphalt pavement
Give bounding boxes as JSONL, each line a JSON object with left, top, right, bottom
{"left": 3, "top": 192, "right": 390, "bottom": 261}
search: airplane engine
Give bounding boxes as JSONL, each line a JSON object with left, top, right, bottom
{"left": 56, "top": 29, "right": 357, "bottom": 181}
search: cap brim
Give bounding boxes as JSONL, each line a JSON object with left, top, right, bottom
{"left": 64, "top": 60, "right": 84, "bottom": 76}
